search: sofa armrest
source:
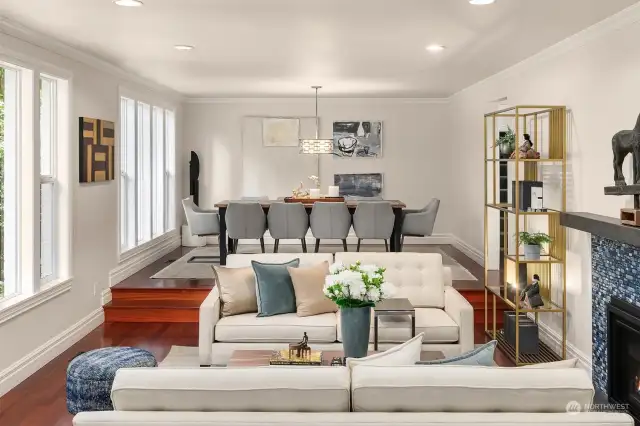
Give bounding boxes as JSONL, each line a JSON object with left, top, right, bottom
{"left": 199, "top": 286, "right": 220, "bottom": 366}
{"left": 444, "top": 286, "right": 474, "bottom": 354}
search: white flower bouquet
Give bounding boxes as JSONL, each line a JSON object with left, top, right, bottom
{"left": 323, "top": 261, "right": 394, "bottom": 308}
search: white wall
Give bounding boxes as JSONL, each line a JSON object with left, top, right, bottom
{"left": 449, "top": 5, "right": 640, "bottom": 365}
{"left": 182, "top": 99, "right": 455, "bottom": 235}
{"left": 0, "top": 25, "right": 182, "bottom": 392}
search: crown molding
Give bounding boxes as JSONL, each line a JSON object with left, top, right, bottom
{"left": 0, "top": 17, "right": 183, "bottom": 101}
{"left": 185, "top": 97, "right": 450, "bottom": 105}
{"left": 452, "top": 2, "right": 640, "bottom": 99}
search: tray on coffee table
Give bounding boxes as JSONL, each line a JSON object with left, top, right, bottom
{"left": 227, "top": 349, "right": 444, "bottom": 367}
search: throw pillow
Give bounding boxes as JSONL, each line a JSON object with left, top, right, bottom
{"left": 346, "top": 332, "right": 424, "bottom": 370}
{"left": 288, "top": 261, "right": 337, "bottom": 317}
{"left": 521, "top": 358, "right": 578, "bottom": 369}
{"left": 416, "top": 340, "right": 497, "bottom": 366}
{"left": 252, "top": 259, "right": 300, "bottom": 317}
{"left": 211, "top": 266, "right": 258, "bottom": 317}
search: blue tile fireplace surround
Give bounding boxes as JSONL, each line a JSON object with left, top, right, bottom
{"left": 591, "top": 235, "right": 640, "bottom": 393}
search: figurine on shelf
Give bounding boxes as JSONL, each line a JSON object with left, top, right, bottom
{"left": 289, "top": 332, "right": 311, "bottom": 359}
{"left": 510, "top": 134, "right": 541, "bottom": 159}
{"left": 519, "top": 274, "right": 544, "bottom": 309}
{"left": 292, "top": 181, "right": 309, "bottom": 198}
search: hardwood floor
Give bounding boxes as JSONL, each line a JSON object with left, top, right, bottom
{"left": 0, "top": 244, "right": 513, "bottom": 426}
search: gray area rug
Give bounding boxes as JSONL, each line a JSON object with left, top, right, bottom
{"left": 152, "top": 245, "right": 477, "bottom": 281}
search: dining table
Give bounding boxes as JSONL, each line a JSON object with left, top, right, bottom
{"left": 213, "top": 199, "right": 407, "bottom": 265}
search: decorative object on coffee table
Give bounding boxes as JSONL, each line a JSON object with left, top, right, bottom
{"left": 323, "top": 261, "right": 393, "bottom": 358}
{"left": 373, "top": 298, "right": 415, "bottom": 351}
{"left": 289, "top": 332, "right": 311, "bottom": 359}
{"left": 604, "top": 112, "right": 640, "bottom": 226}
{"left": 66, "top": 347, "right": 156, "bottom": 414}
{"left": 269, "top": 349, "right": 322, "bottom": 366}
{"left": 518, "top": 231, "right": 552, "bottom": 260}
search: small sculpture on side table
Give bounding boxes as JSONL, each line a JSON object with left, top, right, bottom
{"left": 289, "top": 332, "right": 311, "bottom": 359}
{"left": 605, "top": 112, "right": 640, "bottom": 226}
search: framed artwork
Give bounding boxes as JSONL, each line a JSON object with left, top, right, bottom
{"left": 262, "top": 118, "right": 300, "bottom": 147}
{"left": 333, "top": 121, "right": 382, "bottom": 158}
{"left": 334, "top": 173, "right": 383, "bottom": 197}
{"left": 79, "top": 117, "right": 115, "bottom": 183}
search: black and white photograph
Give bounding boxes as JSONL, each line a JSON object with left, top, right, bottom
{"left": 333, "top": 121, "right": 382, "bottom": 158}
{"left": 334, "top": 173, "right": 383, "bottom": 197}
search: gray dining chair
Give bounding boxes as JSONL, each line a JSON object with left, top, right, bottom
{"left": 226, "top": 202, "right": 267, "bottom": 253}
{"left": 401, "top": 198, "right": 440, "bottom": 249}
{"left": 267, "top": 202, "right": 309, "bottom": 253}
{"left": 182, "top": 197, "right": 220, "bottom": 260}
{"left": 352, "top": 201, "right": 395, "bottom": 252}
{"left": 310, "top": 202, "right": 352, "bottom": 253}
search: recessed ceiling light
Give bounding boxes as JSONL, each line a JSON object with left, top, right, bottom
{"left": 469, "top": 0, "right": 496, "bottom": 5}
{"left": 174, "top": 45, "right": 195, "bottom": 51}
{"left": 426, "top": 44, "right": 446, "bottom": 52}
{"left": 113, "top": 0, "right": 143, "bottom": 6}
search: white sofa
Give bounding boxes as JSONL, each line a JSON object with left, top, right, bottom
{"left": 73, "top": 364, "right": 634, "bottom": 425}
{"left": 198, "top": 252, "right": 474, "bottom": 366}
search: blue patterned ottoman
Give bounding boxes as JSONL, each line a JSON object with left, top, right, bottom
{"left": 66, "top": 347, "right": 157, "bottom": 414}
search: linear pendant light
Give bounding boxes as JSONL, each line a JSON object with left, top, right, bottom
{"left": 300, "top": 86, "right": 333, "bottom": 154}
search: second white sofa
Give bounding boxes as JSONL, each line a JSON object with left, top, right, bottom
{"left": 199, "top": 252, "right": 474, "bottom": 366}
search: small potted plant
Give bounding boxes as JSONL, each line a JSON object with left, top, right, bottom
{"left": 493, "top": 126, "right": 516, "bottom": 157}
{"left": 519, "top": 232, "right": 552, "bottom": 260}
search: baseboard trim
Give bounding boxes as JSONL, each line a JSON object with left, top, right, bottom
{"left": 109, "top": 233, "right": 181, "bottom": 288}
{"left": 536, "top": 319, "right": 592, "bottom": 376}
{"left": 0, "top": 308, "right": 104, "bottom": 397}
{"left": 452, "top": 236, "right": 484, "bottom": 266}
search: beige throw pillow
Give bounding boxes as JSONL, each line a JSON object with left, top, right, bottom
{"left": 288, "top": 261, "right": 337, "bottom": 317}
{"left": 212, "top": 266, "right": 257, "bottom": 317}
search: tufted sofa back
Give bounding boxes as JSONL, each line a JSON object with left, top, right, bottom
{"left": 335, "top": 253, "right": 445, "bottom": 308}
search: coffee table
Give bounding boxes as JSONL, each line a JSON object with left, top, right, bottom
{"left": 374, "top": 298, "right": 415, "bottom": 350}
{"left": 227, "top": 349, "right": 444, "bottom": 367}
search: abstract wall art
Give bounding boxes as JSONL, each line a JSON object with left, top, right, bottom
{"left": 334, "top": 173, "right": 383, "bottom": 198}
{"left": 333, "top": 121, "right": 382, "bottom": 158}
{"left": 262, "top": 118, "right": 300, "bottom": 147}
{"left": 79, "top": 117, "right": 115, "bottom": 183}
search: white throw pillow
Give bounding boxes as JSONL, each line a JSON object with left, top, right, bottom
{"left": 346, "top": 333, "right": 424, "bottom": 370}
{"left": 521, "top": 358, "right": 578, "bottom": 369}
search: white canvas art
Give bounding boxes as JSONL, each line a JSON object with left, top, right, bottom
{"left": 262, "top": 118, "right": 300, "bottom": 147}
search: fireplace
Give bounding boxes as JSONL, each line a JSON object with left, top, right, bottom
{"left": 608, "top": 297, "right": 640, "bottom": 422}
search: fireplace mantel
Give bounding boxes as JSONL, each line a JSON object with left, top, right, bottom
{"left": 560, "top": 212, "right": 640, "bottom": 247}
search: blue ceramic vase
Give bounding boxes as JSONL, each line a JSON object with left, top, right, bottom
{"left": 340, "top": 306, "right": 371, "bottom": 358}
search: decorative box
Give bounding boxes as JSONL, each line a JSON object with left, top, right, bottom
{"left": 504, "top": 311, "right": 539, "bottom": 355}
{"left": 511, "top": 180, "right": 544, "bottom": 211}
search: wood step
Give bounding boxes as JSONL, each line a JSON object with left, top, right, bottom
{"left": 110, "top": 287, "right": 211, "bottom": 304}
{"left": 104, "top": 302, "right": 199, "bottom": 323}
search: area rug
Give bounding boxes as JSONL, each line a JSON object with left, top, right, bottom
{"left": 152, "top": 246, "right": 477, "bottom": 281}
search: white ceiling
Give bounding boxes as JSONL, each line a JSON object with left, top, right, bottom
{"left": 0, "top": 0, "right": 636, "bottom": 97}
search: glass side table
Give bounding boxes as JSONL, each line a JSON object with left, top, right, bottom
{"left": 373, "top": 298, "right": 416, "bottom": 350}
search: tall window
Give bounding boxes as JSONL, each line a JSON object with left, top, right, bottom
{"left": 119, "top": 96, "right": 176, "bottom": 254}
{"left": 0, "top": 62, "right": 67, "bottom": 301}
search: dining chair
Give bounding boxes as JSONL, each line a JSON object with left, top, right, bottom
{"left": 401, "top": 198, "right": 440, "bottom": 249}
{"left": 226, "top": 201, "right": 267, "bottom": 253}
{"left": 310, "top": 202, "right": 352, "bottom": 252}
{"left": 182, "top": 197, "right": 220, "bottom": 259}
{"left": 267, "top": 202, "right": 310, "bottom": 253}
{"left": 352, "top": 201, "right": 395, "bottom": 252}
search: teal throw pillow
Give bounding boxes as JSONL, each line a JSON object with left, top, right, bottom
{"left": 252, "top": 259, "right": 300, "bottom": 317}
{"left": 416, "top": 340, "right": 497, "bottom": 366}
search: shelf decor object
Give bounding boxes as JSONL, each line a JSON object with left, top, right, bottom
{"left": 484, "top": 105, "right": 567, "bottom": 366}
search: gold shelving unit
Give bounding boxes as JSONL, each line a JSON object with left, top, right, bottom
{"left": 484, "top": 105, "right": 567, "bottom": 366}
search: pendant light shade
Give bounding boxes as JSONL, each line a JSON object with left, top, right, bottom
{"left": 300, "top": 86, "right": 333, "bottom": 154}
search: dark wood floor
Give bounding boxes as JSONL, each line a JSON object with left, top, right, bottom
{"left": 0, "top": 244, "right": 512, "bottom": 426}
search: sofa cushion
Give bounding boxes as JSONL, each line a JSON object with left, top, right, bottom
{"left": 336, "top": 308, "right": 458, "bottom": 344}
{"left": 289, "top": 261, "right": 338, "bottom": 317}
{"left": 346, "top": 333, "right": 424, "bottom": 370}
{"left": 212, "top": 266, "right": 257, "bottom": 317}
{"left": 252, "top": 259, "right": 299, "bottom": 317}
{"left": 335, "top": 253, "right": 444, "bottom": 308}
{"left": 351, "top": 365, "right": 595, "bottom": 413}
{"left": 111, "top": 366, "right": 350, "bottom": 412}
{"left": 227, "top": 253, "right": 333, "bottom": 268}
{"left": 215, "top": 312, "right": 337, "bottom": 343}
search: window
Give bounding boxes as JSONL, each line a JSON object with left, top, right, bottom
{"left": 119, "top": 96, "right": 176, "bottom": 254}
{"left": 0, "top": 61, "right": 68, "bottom": 302}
